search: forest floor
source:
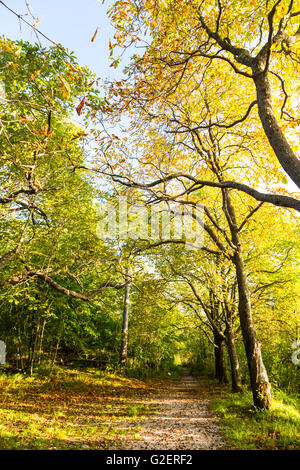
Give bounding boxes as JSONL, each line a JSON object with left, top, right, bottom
{"left": 108, "top": 371, "right": 226, "bottom": 450}
{"left": 0, "top": 367, "right": 226, "bottom": 450}
{"left": 0, "top": 367, "right": 298, "bottom": 450}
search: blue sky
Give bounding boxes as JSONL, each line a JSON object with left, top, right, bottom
{"left": 0, "top": 0, "right": 122, "bottom": 80}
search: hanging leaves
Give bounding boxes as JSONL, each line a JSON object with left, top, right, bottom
{"left": 59, "top": 75, "right": 71, "bottom": 99}
{"left": 14, "top": 46, "right": 22, "bottom": 58}
{"left": 76, "top": 96, "right": 86, "bottom": 116}
{"left": 65, "top": 61, "right": 78, "bottom": 73}
{"left": 32, "top": 18, "right": 40, "bottom": 28}
{"left": 71, "top": 131, "right": 88, "bottom": 140}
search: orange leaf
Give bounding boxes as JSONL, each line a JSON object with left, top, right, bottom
{"left": 30, "top": 70, "right": 40, "bottom": 81}
{"left": 91, "top": 28, "right": 99, "bottom": 42}
{"left": 76, "top": 96, "right": 86, "bottom": 116}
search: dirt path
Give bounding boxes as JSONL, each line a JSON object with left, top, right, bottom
{"left": 109, "top": 373, "right": 227, "bottom": 450}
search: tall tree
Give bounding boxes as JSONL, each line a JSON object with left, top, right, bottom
{"left": 97, "top": 114, "right": 277, "bottom": 407}
{"left": 105, "top": 0, "right": 300, "bottom": 209}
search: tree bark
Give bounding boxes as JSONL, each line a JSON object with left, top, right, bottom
{"left": 27, "top": 320, "right": 40, "bottom": 376}
{"left": 223, "top": 190, "right": 272, "bottom": 408}
{"left": 233, "top": 249, "right": 271, "bottom": 407}
{"left": 253, "top": 67, "right": 300, "bottom": 189}
{"left": 37, "top": 318, "right": 46, "bottom": 364}
{"left": 17, "top": 324, "right": 24, "bottom": 371}
{"left": 213, "top": 330, "right": 228, "bottom": 384}
{"left": 225, "top": 322, "right": 243, "bottom": 392}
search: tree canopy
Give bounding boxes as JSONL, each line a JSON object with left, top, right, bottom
{"left": 0, "top": 0, "right": 299, "bottom": 422}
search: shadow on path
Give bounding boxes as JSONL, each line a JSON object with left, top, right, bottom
{"left": 109, "top": 374, "right": 227, "bottom": 450}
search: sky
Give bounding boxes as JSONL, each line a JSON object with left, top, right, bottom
{"left": 0, "top": 0, "right": 122, "bottom": 80}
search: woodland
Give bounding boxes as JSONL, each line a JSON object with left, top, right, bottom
{"left": 0, "top": 0, "right": 299, "bottom": 451}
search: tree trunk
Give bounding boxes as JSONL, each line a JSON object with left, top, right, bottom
{"left": 17, "top": 325, "right": 24, "bottom": 371}
{"left": 120, "top": 280, "right": 130, "bottom": 365}
{"left": 253, "top": 67, "right": 300, "bottom": 189}
{"left": 225, "top": 322, "right": 242, "bottom": 392}
{"left": 50, "top": 335, "right": 60, "bottom": 373}
{"left": 37, "top": 318, "right": 46, "bottom": 364}
{"left": 213, "top": 330, "right": 228, "bottom": 384}
{"left": 223, "top": 190, "right": 272, "bottom": 409}
{"left": 27, "top": 320, "right": 40, "bottom": 376}
{"left": 234, "top": 250, "right": 271, "bottom": 408}
{"left": 201, "top": 335, "right": 207, "bottom": 359}
{"left": 50, "top": 318, "right": 64, "bottom": 373}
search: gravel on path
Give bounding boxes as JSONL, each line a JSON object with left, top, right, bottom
{"left": 109, "top": 374, "right": 227, "bottom": 450}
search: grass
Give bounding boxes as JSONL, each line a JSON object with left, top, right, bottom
{"left": 0, "top": 365, "right": 161, "bottom": 450}
{"left": 1, "top": 366, "right": 298, "bottom": 450}
{"left": 209, "top": 381, "right": 300, "bottom": 450}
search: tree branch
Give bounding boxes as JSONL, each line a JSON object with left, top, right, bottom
{"left": 0, "top": 270, "right": 126, "bottom": 301}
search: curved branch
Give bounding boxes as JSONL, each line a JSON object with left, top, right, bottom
{"left": 101, "top": 171, "right": 300, "bottom": 212}
{"left": 0, "top": 270, "right": 126, "bottom": 301}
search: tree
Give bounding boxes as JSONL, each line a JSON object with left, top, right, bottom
{"left": 97, "top": 100, "right": 277, "bottom": 407}
{"left": 105, "top": 0, "right": 300, "bottom": 210}
{"left": 99, "top": 116, "right": 286, "bottom": 408}
{"left": 91, "top": 1, "right": 300, "bottom": 404}
{"left": 0, "top": 39, "right": 129, "bottom": 302}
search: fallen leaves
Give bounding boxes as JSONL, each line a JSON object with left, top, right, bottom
{"left": 0, "top": 368, "right": 158, "bottom": 450}
{"left": 0, "top": 369, "right": 228, "bottom": 451}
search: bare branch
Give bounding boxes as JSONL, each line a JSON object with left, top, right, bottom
{"left": 99, "top": 171, "right": 300, "bottom": 212}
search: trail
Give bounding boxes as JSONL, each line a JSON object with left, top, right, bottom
{"left": 109, "top": 373, "right": 227, "bottom": 450}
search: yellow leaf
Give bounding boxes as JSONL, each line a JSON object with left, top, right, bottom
{"left": 32, "top": 18, "right": 40, "bottom": 28}
{"left": 65, "top": 62, "right": 78, "bottom": 73}
{"left": 14, "top": 46, "right": 22, "bottom": 58}
{"left": 59, "top": 75, "right": 71, "bottom": 99}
